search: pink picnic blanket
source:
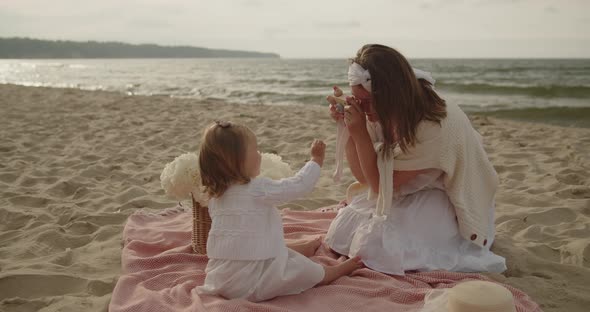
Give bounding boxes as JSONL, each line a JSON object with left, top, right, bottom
{"left": 109, "top": 205, "right": 541, "bottom": 312}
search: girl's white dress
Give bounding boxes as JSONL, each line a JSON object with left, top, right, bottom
{"left": 197, "top": 161, "right": 325, "bottom": 302}
{"left": 199, "top": 247, "right": 324, "bottom": 301}
{"left": 325, "top": 120, "right": 506, "bottom": 275}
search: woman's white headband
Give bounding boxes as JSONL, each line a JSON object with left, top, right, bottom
{"left": 348, "top": 62, "right": 436, "bottom": 93}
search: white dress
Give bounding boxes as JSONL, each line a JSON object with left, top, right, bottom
{"left": 197, "top": 161, "right": 325, "bottom": 302}
{"left": 198, "top": 246, "right": 324, "bottom": 302}
{"left": 325, "top": 122, "right": 506, "bottom": 275}
{"left": 325, "top": 175, "right": 506, "bottom": 275}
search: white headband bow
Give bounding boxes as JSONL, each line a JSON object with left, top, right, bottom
{"left": 348, "top": 62, "right": 436, "bottom": 93}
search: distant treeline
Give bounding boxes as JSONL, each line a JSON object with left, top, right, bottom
{"left": 0, "top": 37, "right": 280, "bottom": 59}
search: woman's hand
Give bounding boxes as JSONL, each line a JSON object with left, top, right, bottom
{"left": 326, "top": 86, "right": 344, "bottom": 122}
{"left": 344, "top": 96, "right": 368, "bottom": 140}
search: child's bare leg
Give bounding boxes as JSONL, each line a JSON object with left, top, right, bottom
{"left": 287, "top": 237, "right": 322, "bottom": 257}
{"left": 317, "top": 256, "right": 363, "bottom": 286}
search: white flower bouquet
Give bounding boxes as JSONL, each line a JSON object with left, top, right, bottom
{"left": 259, "top": 152, "right": 294, "bottom": 180}
{"left": 160, "top": 152, "right": 202, "bottom": 202}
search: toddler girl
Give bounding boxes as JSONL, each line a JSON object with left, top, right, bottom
{"left": 196, "top": 121, "right": 362, "bottom": 302}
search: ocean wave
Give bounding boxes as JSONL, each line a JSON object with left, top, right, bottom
{"left": 235, "top": 78, "right": 347, "bottom": 89}
{"left": 437, "top": 82, "right": 590, "bottom": 99}
{"left": 68, "top": 64, "right": 89, "bottom": 69}
{"left": 477, "top": 106, "right": 590, "bottom": 128}
{"left": 227, "top": 90, "right": 325, "bottom": 105}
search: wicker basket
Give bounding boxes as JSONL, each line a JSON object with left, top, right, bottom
{"left": 191, "top": 193, "right": 211, "bottom": 254}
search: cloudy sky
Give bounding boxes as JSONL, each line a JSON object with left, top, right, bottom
{"left": 1, "top": 0, "right": 588, "bottom": 58}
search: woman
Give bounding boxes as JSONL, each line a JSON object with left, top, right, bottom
{"left": 324, "top": 44, "right": 506, "bottom": 275}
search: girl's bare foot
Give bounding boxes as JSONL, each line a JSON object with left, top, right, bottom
{"left": 317, "top": 256, "right": 363, "bottom": 286}
{"left": 287, "top": 237, "right": 322, "bottom": 257}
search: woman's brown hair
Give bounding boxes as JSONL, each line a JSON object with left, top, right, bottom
{"left": 198, "top": 121, "right": 253, "bottom": 198}
{"left": 351, "top": 44, "right": 446, "bottom": 154}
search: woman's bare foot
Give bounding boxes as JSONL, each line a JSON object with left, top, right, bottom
{"left": 287, "top": 237, "right": 322, "bottom": 257}
{"left": 317, "top": 256, "right": 363, "bottom": 286}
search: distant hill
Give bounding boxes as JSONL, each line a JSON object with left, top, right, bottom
{"left": 0, "top": 37, "right": 280, "bottom": 59}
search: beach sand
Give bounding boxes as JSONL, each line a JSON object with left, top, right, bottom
{"left": 0, "top": 84, "right": 588, "bottom": 311}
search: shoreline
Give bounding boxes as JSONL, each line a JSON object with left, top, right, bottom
{"left": 0, "top": 84, "right": 589, "bottom": 312}
{"left": 2, "top": 82, "right": 588, "bottom": 129}
{"left": 476, "top": 106, "right": 590, "bottom": 128}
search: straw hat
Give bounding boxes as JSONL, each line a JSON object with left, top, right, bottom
{"left": 421, "top": 281, "right": 516, "bottom": 312}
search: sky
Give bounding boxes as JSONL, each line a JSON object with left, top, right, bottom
{"left": 1, "top": 0, "right": 589, "bottom": 58}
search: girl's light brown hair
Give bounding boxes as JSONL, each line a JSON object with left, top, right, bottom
{"left": 351, "top": 44, "right": 446, "bottom": 154}
{"left": 198, "top": 121, "right": 254, "bottom": 198}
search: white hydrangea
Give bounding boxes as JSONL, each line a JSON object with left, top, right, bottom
{"left": 260, "top": 153, "right": 293, "bottom": 180}
{"left": 160, "top": 153, "right": 200, "bottom": 201}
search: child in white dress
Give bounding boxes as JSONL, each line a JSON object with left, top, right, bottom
{"left": 196, "top": 121, "right": 362, "bottom": 302}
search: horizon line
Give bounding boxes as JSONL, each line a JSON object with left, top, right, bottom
{"left": 2, "top": 36, "right": 588, "bottom": 60}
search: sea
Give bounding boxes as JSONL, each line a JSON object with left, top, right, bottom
{"left": 1, "top": 58, "right": 589, "bottom": 127}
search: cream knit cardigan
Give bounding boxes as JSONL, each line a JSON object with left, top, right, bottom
{"left": 378, "top": 102, "right": 498, "bottom": 248}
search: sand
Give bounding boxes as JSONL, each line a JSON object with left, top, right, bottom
{"left": 0, "top": 84, "right": 588, "bottom": 312}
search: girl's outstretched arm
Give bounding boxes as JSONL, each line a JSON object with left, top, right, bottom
{"left": 252, "top": 139, "right": 325, "bottom": 205}
{"left": 252, "top": 161, "right": 321, "bottom": 204}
